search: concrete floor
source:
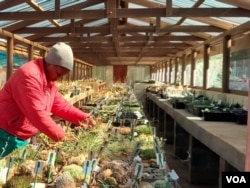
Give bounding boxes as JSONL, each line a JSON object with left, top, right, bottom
{"left": 164, "top": 143, "right": 218, "bottom": 188}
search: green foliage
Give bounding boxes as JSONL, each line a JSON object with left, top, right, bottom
{"left": 5, "top": 175, "right": 32, "bottom": 188}
{"left": 62, "top": 164, "right": 85, "bottom": 180}
{"left": 61, "top": 131, "right": 103, "bottom": 156}
{"left": 134, "top": 125, "right": 151, "bottom": 135}
{"left": 140, "top": 148, "right": 156, "bottom": 159}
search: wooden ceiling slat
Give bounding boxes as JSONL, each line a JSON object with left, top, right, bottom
{"left": 33, "top": 35, "right": 205, "bottom": 43}
{"left": 14, "top": 25, "right": 225, "bottom": 34}
{"left": 0, "top": 8, "right": 249, "bottom": 20}
{"left": 70, "top": 42, "right": 191, "bottom": 48}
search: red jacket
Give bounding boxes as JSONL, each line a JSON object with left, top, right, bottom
{"left": 0, "top": 58, "right": 89, "bottom": 141}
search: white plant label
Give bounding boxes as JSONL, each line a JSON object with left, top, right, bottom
{"left": 81, "top": 183, "right": 88, "bottom": 188}
{"left": 82, "top": 160, "right": 92, "bottom": 175}
{"left": 106, "top": 120, "right": 112, "bottom": 127}
{"left": 0, "top": 167, "right": 8, "bottom": 183}
{"left": 156, "top": 153, "right": 165, "bottom": 169}
{"left": 6, "top": 157, "right": 14, "bottom": 168}
{"left": 34, "top": 160, "right": 44, "bottom": 175}
{"left": 134, "top": 163, "right": 143, "bottom": 178}
{"left": 151, "top": 126, "right": 156, "bottom": 136}
{"left": 20, "top": 148, "right": 28, "bottom": 159}
{"left": 47, "top": 151, "right": 56, "bottom": 166}
{"left": 154, "top": 137, "right": 161, "bottom": 154}
{"left": 88, "top": 150, "right": 95, "bottom": 160}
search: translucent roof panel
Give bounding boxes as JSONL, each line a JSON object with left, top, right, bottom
{"left": 128, "top": 3, "right": 148, "bottom": 8}
{"left": 2, "top": 2, "right": 28, "bottom": 12}
{"left": 81, "top": 2, "right": 105, "bottom": 10}
{"left": 211, "top": 17, "right": 250, "bottom": 26}
{"left": 0, "top": 21, "right": 20, "bottom": 28}
{"left": 151, "top": 0, "right": 237, "bottom": 8}
{"left": 127, "top": 18, "right": 149, "bottom": 26}
{"left": 184, "top": 18, "right": 209, "bottom": 25}
{"left": 84, "top": 18, "right": 108, "bottom": 27}
{"left": 171, "top": 32, "right": 192, "bottom": 36}
{"left": 150, "top": 0, "right": 246, "bottom": 27}
{"left": 37, "top": 0, "right": 89, "bottom": 10}
{"left": 161, "top": 17, "right": 183, "bottom": 25}
{"left": 28, "top": 20, "right": 55, "bottom": 28}
{"left": 201, "top": 0, "right": 236, "bottom": 8}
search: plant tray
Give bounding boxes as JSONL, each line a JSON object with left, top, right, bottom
{"left": 185, "top": 103, "right": 194, "bottom": 114}
{"left": 234, "top": 113, "right": 248, "bottom": 125}
{"left": 172, "top": 101, "right": 185, "bottom": 109}
{"left": 203, "top": 112, "right": 236, "bottom": 122}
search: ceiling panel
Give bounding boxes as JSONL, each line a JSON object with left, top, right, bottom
{"left": 0, "top": 0, "right": 249, "bottom": 65}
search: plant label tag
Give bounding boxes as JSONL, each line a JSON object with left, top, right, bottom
{"left": 114, "top": 128, "right": 118, "bottom": 136}
{"left": 6, "top": 157, "right": 14, "bottom": 168}
{"left": 82, "top": 160, "right": 92, "bottom": 175}
{"left": 34, "top": 160, "right": 44, "bottom": 174}
{"left": 0, "top": 167, "right": 8, "bottom": 183}
{"left": 151, "top": 127, "right": 156, "bottom": 136}
{"left": 56, "top": 148, "right": 61, "bottom": 159}
{"left": 131, "top": 179, "right": 139, "bottom": 188}
{"left": 135, "top": 142, "right": 141, "bottom": 150}
{"left": 96, "top": 103, "right": 101, "bottom": 109}
{"left": 88, "top": 150, "right": 95, "bottom": 160}
{"left": 97, "top": 146, "right": 104, "bottom": 158}
{"left": 134, "top": 163, "right": 143, "bottom": 178}
{"left": 20, "top": 148, "right": 28, "bottom": 159}
{"left": 47, "top": 151, "right": 56, "bottom": 166}
{"left": 154, "top": 138, "right": 161, "bottom": 153}
{"left": 117, "top": 111, "right": 122, "bottom": 117}
{"left": 81, "top": 183, "right": 88, "bottom": 188}
{"left": 91, "top": 159, "right": 98, "bottom": 169}
{"left": 169, "top": 169, "right": 179, "bottom": 181}
{"left": 106, "top": 120, "right": 112, "bottom": 127}
{"left": 156, "top": 153, "right": 165, "bottom": 169}
{"left": 130, "top": 142, "right": 141, "bottom": 162}
{"left": 218, "top": 99, "right": 222, "bottom": 105}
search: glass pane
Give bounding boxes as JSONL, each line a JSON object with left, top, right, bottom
{"left": 171, "top": 62, "right": 175, "bottom": 84}
{"left": 184, "top": 55, "right": 191, "bottom": 86}
{"left": 208, "top": 54, "right": 223, "bottom": 88}
{"left": 166, "top": 66, "right": 170, "bottom": 83}
{"left": 229, "top": 48, "right": 250, "bottom": 91}
{"left": 194, "top": 58, "right": 204, "bottom": 87}
{"left": 176, "top": 63, "right": 182, "bottom": 84}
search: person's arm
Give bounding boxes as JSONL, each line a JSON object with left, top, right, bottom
{"left": 51, "top": 89, "right": 96, "bottom": 127}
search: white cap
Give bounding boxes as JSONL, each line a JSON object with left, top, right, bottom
{"left": 45, "top": 42, "right": 74, "bottom": 70}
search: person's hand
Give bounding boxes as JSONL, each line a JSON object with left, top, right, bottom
{"left": 86, "top": 116, "right": 96, "bottom": 127}
{"left": 80, "top": 116, "right": 96, "bottom": 129}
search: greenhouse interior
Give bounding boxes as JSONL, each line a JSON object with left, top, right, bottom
{"left": 0, "top": 1, "right": 250, "bottom": 188}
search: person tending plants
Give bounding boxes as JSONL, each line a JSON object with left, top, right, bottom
{"left": 0, "top": 42, "right": 96, "bottom": 158}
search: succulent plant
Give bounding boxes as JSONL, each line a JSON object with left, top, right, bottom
{"left": 54, "top": 172, "right": 76, "bottom": 188}
{"left": 5, "top": 175, "right": 32, "bottom": 188}
{"left": 153, "top": 180, "right": 171, "bottom": 188}
{"left": 62, "top": 164, "right": 85, "bottom": 182}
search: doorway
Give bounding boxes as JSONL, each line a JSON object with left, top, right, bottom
{"left": 113, "top": 65, "right": 127, "bottom": 83}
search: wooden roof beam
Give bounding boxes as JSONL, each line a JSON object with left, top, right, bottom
{"left": 15, "top": 25, "right": 225, "bottom": 34}
{"left": 0, "top": 8, "right": 249, "bottom": 20}
{"left": 33, "top": 35, "right": 205, "bottom": 43}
